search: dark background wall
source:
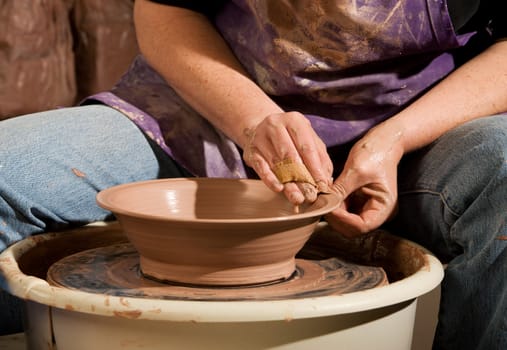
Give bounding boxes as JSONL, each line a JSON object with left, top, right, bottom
{"left": 0, "top": 0, "right": 138, "bottom": 333}
{"left": 0, "top": 0, "right": 139, "bottom": 120}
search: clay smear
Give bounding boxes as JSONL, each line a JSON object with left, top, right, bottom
{"left": 47, "top": 242, "right": 388, "bottom": 301}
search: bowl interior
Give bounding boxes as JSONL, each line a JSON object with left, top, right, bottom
{"left": 96, "top": 178, "right": 340, "bottom": 223}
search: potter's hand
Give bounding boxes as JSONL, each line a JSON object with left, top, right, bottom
{"left": 325, "top": 125, "right": 403, "bottom": 237}
{"left": 326, "top": 41, "right": 507, "bottom": 236}
{"left": 242, "top": 112, "right": 333, "bottom": 205}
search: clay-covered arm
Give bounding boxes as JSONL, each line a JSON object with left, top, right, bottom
{"left": 384, "top": 40, "right": 507, "bottom": 155}
{"left": 134, "top": 0, "right": 281, "bottom": 147}
{"left": 134, "top": 0, "right": 333, "bottom": 202}
{"left": 327, "top": 40, "right": 507, "bottom": 236}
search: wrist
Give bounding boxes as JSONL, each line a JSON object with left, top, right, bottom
{"left": 362, "top": 120, "right": 406, "bottom": 161}
{"left": 234, "top": 110, "right": 283, "bottom": 150}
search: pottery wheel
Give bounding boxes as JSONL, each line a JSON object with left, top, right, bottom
{"left": 47, "top": 243, "right": 388, "bottom": 301}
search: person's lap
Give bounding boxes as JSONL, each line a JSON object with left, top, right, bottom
{"left": 0, "top": 104, "right": 189, "bottom": 334}
{"left": 387, "top": 114, "right": 507, "bottom": 350}
{"left": 0, "top": 104, "right": 191, "bottom": 251}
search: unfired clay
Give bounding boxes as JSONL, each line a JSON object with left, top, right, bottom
{"left": 47, "top": 242, "right": 388, "bottom": 300}
{"left": 96, "top": 178, "right": 341, "bottom": 286}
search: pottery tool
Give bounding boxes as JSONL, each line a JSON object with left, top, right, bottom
{"left": 272, "top": 158, "right": 331, "bottom": 212}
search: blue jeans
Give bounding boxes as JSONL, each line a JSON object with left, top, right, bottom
{"left": 0, "top": 105, "right": 190, "bottom": 334}
{"left": 0, "top": 105, "right": 506, "bottom": 349}
{"left": 0, "top": 105, "right": 189, "bottom": 251}
{"left": 387, "top": 115, "right": 507, "bottom": 350}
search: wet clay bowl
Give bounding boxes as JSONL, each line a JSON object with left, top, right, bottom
{"left": 96, "top": 178, "right": 340, "bottom": 286}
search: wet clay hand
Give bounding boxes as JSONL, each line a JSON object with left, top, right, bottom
{"left": 242, "top": 111, "right": 333, "bottom": 204}
{"left": 325, "top": 126, "right": 403, "bottom": 237}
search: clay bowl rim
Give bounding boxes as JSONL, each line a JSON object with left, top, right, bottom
{"left": 96, "top": 178, "right": 340, "bottom": 224}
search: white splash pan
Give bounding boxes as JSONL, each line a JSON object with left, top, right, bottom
{"left": 0, "top": 222, "right": 443, "bottom": 350}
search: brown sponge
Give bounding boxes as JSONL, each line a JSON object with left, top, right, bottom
{"left": 272, "top": 159, "right": 317, "bottom": 186}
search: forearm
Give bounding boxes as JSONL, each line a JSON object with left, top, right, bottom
{"left": 375, "top": 40, "right": 507, "bottom": 155}
{"left": 133, "top": 0, "right": 283, "bottom": 149}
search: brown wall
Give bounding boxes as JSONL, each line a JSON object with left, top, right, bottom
{"left": 0, "top": 0, "right": 139, "bottom": 120}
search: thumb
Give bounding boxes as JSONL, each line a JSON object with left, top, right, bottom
{"left": 327, "top": 172, "right": 385, "bottom": 235}
{"left": 329, "top": 169, "right": 356, "bottom": 202}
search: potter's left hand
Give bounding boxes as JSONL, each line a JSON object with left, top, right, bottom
{"left": 325, "top": 125, "right": 404, "bottom": 237}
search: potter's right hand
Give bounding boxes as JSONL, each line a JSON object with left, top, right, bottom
{"left": 241, "top": 111, "right": 333, "bottom": 205}
{"left": 136, "top": 2, "right": 333, "bottom": 202}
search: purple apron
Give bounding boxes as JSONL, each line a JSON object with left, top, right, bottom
{"left": 85, "top": 0, "right": 475, "bottom": 177}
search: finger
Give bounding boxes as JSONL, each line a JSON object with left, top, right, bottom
{"left": 326, "top": 205, "right": 382, "bottom": 237}
{"left": 251, "top": 114, "right": 302, "bottom": 165}
{"left": 316, "top": 137, "right": 334, "bottom": 190}
{"left": 325, "top": 210, "right": 366, "bottom": 238}
{"left": 326, "top": 186, "right": 394, "bottom": 236}
{"left": 286, "top": 117, "right": 333, "bottom": 190}
{"left": 282, "top": 182, "right": 318, "bottom": 204}
{"left": 283, "top": 182, "right": 306, "bottom": 204}
{"left": 296, "top": 182, "right": 318, "bottom": 202}
{"left": 244, "top": 150, "right": 284, "bottom": 192}
{"left": 272, "top": 160, "right": 317, "bottom": 203}
{"left": 326, "top": 171, "right": 367, "bottom": 235}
